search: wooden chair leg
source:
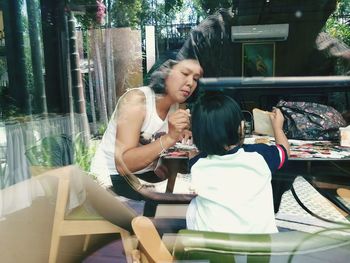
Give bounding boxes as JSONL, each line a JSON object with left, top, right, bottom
{"left": 83, "top": 234, "right": 91, "bottom": 252}
{"left": 48, "top": 234, "right": 60, "bottom": 263}
{"left": 132, "top": 216, "right": 173, "bottom": 263}
{"left": 120, "top": 230, "right": 136, "bottom": 263}
{"left": 48, "top": 173, "right": 68, "bottom": 263}
{"left": 131, "top": 249, "right": 141, "bottom": 263}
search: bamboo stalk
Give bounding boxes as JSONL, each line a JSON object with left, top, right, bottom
{"left": 68, "top": 11, "right": 90, "bottom": 142}
{"left": 87, "top": 31, "right": 97, "bottom": 135}
{"left": 93, "top": 29, "right": 108, "bottom": 125}
{"left": 105, "top": 27, "right": 114, "bottom": 117}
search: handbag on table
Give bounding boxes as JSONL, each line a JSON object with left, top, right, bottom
{"left": 276, "top": 100, "right": 347, "bottom": 141}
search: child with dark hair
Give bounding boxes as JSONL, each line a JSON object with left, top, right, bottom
{"left": 187, "top": 93, "right": 290, "bottom": 233}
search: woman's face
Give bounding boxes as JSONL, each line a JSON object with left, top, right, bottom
{"left": 165, "top": 60, "right": 203, "bottom": 103}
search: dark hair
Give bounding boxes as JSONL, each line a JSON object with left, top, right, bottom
{"left": 149, "top": 59, "right": 200, "bottom": 103}
{"left": 192, "top": 93, "right": 244, "bottom": 155}
{"left": 149, "top": 59, "right": 178, "bottom": 93}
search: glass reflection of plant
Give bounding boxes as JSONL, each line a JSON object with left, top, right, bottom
{"left": 0, "top": 161, "right": 7, "bottom": 189}
{"left": 25, "top": 132, "right": 97, "bottom": 174}
{"left": 71, "top": 0, "right": 106, "bottom": 28}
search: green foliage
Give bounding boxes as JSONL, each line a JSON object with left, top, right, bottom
{"left": 193, "top": 0, "right": 234, "bottom": 15}
{"left": 325, "top": 0, "right": 350, "bottom": 46}
{"left": 108, "top": 0, "right": 188, "bottom": 29}
{"left": 179, "top": 0, "right": 201, "bottom": 23}
{"left": 73, "top": 133, "right": 98, "bottom": 172}
{"left": 110, "top": 0, "right": 143, "bottom": 28}
{"left": 337, "top": 0, "right": 350, "bottom": 14}
{"left": 0, "top": 57, "right": 6, "bottom": 78}
{"left": 0, "top": 86, "right": 21, "bottom": 119}
{"left": 25, "top": 134, "right": 74, "bottom": 167}
{"left": 97, "top": 122, "right": 107, "bottom": 136}
{"left": 73, "top": 0, "right": 106, "bottom": 29}
{"left": 25, "top": 132, "right": 98, "bottom": 173}
{"left": 0, "top": 162, "right": 7, "bottom": 189}
{"left": 164, "top": 0, "right": 183, "bottom": 13}
{"left": 325, "top": 17, "right": 350, "bottom": 46}
{"left": 138, "top": 0, "right": 152, "bottom": 25}
{"left": 75, "top": 14, "right": 96, "bottom": 30}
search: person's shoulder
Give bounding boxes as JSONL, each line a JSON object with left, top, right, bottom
{"left": 242, "top": 143, "right": 276, "bottom": 153}
{"left": 117, "top": 87, "right": 148, "bottom": 114}
{"left": 191, "top": 155, "right": 210, "bottom": 167}
{"left": 120, "top": 87, "right": 147, "bottom": 104}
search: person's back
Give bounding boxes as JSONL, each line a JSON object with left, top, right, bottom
{"left": 186, "top": 94, "right": 290, "bottom": 234}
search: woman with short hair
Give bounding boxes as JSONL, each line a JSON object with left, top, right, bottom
{"left": 91, "top": 59, "right": 203, "bottom": 204}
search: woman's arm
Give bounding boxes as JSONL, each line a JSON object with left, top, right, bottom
{"left": 114, "top": 91, "right": 190, "bottom": 175}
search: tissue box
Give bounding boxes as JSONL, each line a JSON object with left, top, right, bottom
{"left": 340, "top": 126, "right": 350, "bottom": 147}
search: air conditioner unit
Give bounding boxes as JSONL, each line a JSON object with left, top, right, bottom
{"left": 231, "top": 24, "right": 289, "bottom": 42}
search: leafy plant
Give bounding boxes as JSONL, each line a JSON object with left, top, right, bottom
{"left": 325, "top": 16, "right": 350, "bottom": 47}
{"left": 0, "top": 162, "right": 8, "bottom": 189}
{"left": 25, "top": 132, "right": 98, "bottom": 179}
{"left": 25, "top": 134, "right": 74, "bottom": 167}
{"left": 325, "top": 0, "right": 350, "bottom": 46}
{"left": 72, "top": 0, "right": 106, "bottom": 29}
{"left": 73, "top": 133, "right": 98, "bottom": 172}
{"left": 192, "top": 0, "right": 234, "bottom": 15}
{"left": 97, "top": 122, "right": 107, "bottom": 136}
{"left": 110, "top": 0, "right": 143, "bottom": 28}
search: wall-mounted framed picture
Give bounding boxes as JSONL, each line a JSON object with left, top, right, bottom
{"left": 242, "top": 42, "right": 275, "bottom": 77}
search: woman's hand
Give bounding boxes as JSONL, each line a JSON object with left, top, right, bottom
{"left": 181, "top": 130, "right": 193, "bottom": 144}
{"left": 168, "top": 109, "right": 191, "bottom": 142}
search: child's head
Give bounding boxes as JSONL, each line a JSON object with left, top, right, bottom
{"left": 192, "top": 93, "right": 244, "bottom": 155}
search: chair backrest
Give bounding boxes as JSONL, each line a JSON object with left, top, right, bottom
{"left": 132, "top": 215, "right": 350, "bottom": 263}
{"left": 42, "top": 165, "right": 137, "bottom": 231}
{"left": 0, "top": 165, "right": 138, "bottom": 263}
{"left": 172, "top": 229, "right": 350, "bottom": 263}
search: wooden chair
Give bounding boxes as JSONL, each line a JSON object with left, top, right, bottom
{"left": 40, "top": 166, "right": 137, "bottom": 263}
{"left": 132, "top": 216, "right": 350, "bottom": 263}
{"left": 131, "top": 216, "right": 173, "bottom": 263}
{"left": 337, "top": 187, "right": 350, "bottom": 200}
{"left": 336, "top": 187, "right": 350, "bottom": 215}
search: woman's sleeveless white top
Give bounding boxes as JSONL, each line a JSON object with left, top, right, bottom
{"left": 90, "top": 86, "right": 178, "bottom": 187}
